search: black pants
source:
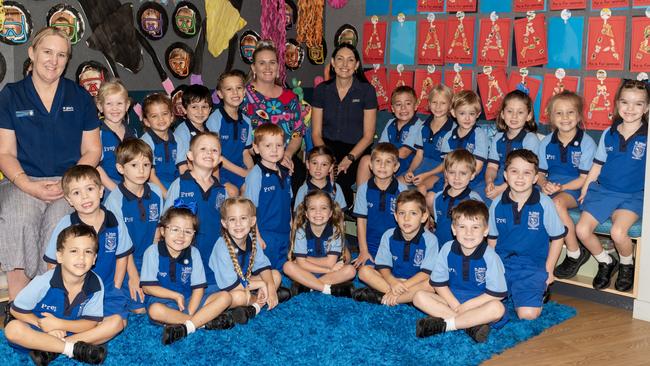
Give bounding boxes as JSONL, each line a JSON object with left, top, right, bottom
{"left": 324, "top": 138, "right": 371, "bottom": 207}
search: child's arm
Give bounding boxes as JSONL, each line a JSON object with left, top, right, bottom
{"left": 298, "top": 254, "right": 339, "bottom": 273}
{"left": 186, "top": 287, "right": 205, "bottom": 316}
{"left": 259, "top": 269, "right": 279, "bottom": 310}
{"left": 457, "top": 293, "right": 504, "bottom": 314}
{"left": 546, "top": 238, "right": 564, "bottom": 285}
{"left": 378, "top": 268, "right": 407, "bottom": 295}
{"left": 97, "top": 166, "right": 118, "bottom": 192}
{"left": 559, "top": 173, "right": 587, "bottom": 192}
{"left": 405, "top": 149, "right": 424, "bottom": 183}
{"left": 126, "top": 255, "right": 144, "bottom": 302}
{"left": 220, "top": 156, "right": 249, "bottom": 178}
{"left": 398, "top": 146, "right": 414, "bottom": 159}
{"left": 10, "top": 309, "right": 41, "bottom": 328}
{"left": 434, "top": 286, "right": 461, "bottom": 311}
{"left": 38, "top": 313, "right": 98, "bottom": 334}
{"left": 403, "top": 272, "right": 431, "bottom": 289}
{"left": 243, "top": 149, "right": 254, "bottom": 170}
{"left": 353, "top": 217, "right": 372, "bottom": 267}
{"left": 142, "top": 286, "right": 186, "bottom": 311}
{"left": 148, "top": 169, "right": 168, "bottom": 198}
{"left": 578, "top": 164, "right": 602, "bottom": 203}
{"left": 114, "top": 256, "right": 127, "bottom": 289}
{"left": 414, "top": 163, "right": 445, "bottom": 184}
{"left": 484, "top": 162, "right": 499, "bottom": 193}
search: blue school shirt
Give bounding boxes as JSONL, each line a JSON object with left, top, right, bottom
{"left": 293, "top": 179, "right": 347, "bottom": 211}
{"left": 0, "top": 75, "right": 100, "bottom": 177}
{"left": 488, "top": 188, "right": 567, "bottom": 268}
{"left": 100, "top": 122, "right": 138, "bottom": 183}
{"left": 430, "top": 241, "right": 507, "bottom": 303}
{"left": 164, "top": 172, "right": 229, "bottom": 285}
{"left": 379, "top": 116, "right": 424, "bottom": 176}
{"left": 105, "top": 183, "right": 163, "bottom": 272}
{"left": 593, "top": 121, "right": 648, "bottom": 193}
{"left": 487, "top": 130, "right": 540, "bottom": 186}
{"left": 353, "top": 178, "right": 408, "bottom": 256}
{"left": 441, "top": 125, "right": 490, "bottom": 185}
{"left": 205, "top": 105, "right": 253, "bottom": 187}
{"left": 538, "top": 129, "right": 596, "bottom": 186}
{"left": 208, "top": 235, "right": 272, "bottom": 291}
{"left": 375, "top": 227, "right": 439, "bottom": 279}
{"left": 141, "top": 130, "right": 179, "bottom": 189}
{"left": 244, "top": 163, "right": 293, "bottom": 235}
{"left": 174, "top": 120, "right": 203, "bottom": 167}
{"left": 432, "top": 186, "right": 483, "bottom": 246}
{"left": 293, "top": 224, "right": 343, "bottom": 258}
{"left": 409, "top": 116, "right": 456, "bottom": 167}
{"left": 44, "top": 208, "right": 133, "bottom": 289}
{"left": 12, "top": 265, "right": 104, "bottom": 322}
{"left": 140, "top": 242, "right": 207, "bottom": 299}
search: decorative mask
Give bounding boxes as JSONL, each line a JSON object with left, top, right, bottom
{"left": 166, "top": 42, "right": 193, "bottom": 79}
{"left": 137, "top": 2, "right": 168, "bottom": 40}
{"left": 171, "top": 84, "right": 188, "bottom": 118}
{"left": 285, "top": 0, "right": 297, "bottom": 30}
{"left": 307, "top": 38, "right": 327, "bottom": 65}
{"left": 76, "top": 61, "right": 109, "bottom": 97}
{"left": 173, "top": 1, "right": 201, "bottom": 38}
{"left": 334, "top": 24, "right": 358, "bottom": 48}
{"left": 0, "top": 1, "right": 32, "bottom": 45}
{"left": 239, "top": 30, "right": 260, "bottom": 64}
{"left": 47, "top": 4, "right": 84, "bottom": 45}
{"left": 285, "top": 39, "right": 304, "bottom": 70}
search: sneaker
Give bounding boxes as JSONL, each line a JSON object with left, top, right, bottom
{"left": 72, "top": 342, "right": 107, "bottom": 364}
{"left": 277, "top": 287, "right": 292, "bottom": 303}
{"left": 161, "top": 324, "right": 187, "bottom": 345}
{"left": 593, "top": 255, "right": 618, "bottom": 290}
{"left": 465, "top": 324, "right": 491, "bottom": 343}
{"left": 331, "top": 281, "right": 354, "bottom": 298}
{"left": 290, "top": 281, "right": 310, "bottom": 296}
{"left": 554, "top": 246, "right": 590, "bottom": 279}
{"left": 3, "top": 301, "right": 14, "bottom": 327}
{"left": 204, "top": 312, "right": 235, "bottom": 330}
{"left": 416, "top": 317, "right": 446, "bottom": 338}
{"left": 229, "top": 306, "right": 256, "bottom": 325}
{"left": 29, "top": 350, "right": 59, "bottom": 366}
{"left": 351, "top": 287, "right": 383, "bottom": 304}
{"left": 615, "top": 263, "right": 635, "bottom": 292}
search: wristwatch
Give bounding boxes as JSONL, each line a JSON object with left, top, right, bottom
{"left": 346, "top": 153, "right": 356, "bottom": 162}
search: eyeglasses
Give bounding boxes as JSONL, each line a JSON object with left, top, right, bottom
{"left": 165, "top": 226, "right": 195, "bottom": 237}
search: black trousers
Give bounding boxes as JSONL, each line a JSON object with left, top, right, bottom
{"left": 324, "top": 138, "right": 371, "bottom": 207}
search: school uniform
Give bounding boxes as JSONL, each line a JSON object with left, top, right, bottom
{"left": 440, "top": 125, "right": 490, "bottom": 194}
{"left": 432, "top": 186, "right": 483, "bottom": 246}
{"left": 205, "top": 105, "right": 253, "bottom": 188}
{"left": 353, "top": 178, "right": 408, "bottom": 260}
{"left": 293, "top": 179, "right": 347, "bottom": 211}
{"left": 293, "top": 224, "right": 343, "bottom": 259}
{"left": 140, "top": 242, "right": 207, "bottom": 312}
{"left": 99, "top": 121, "right": 138, "bottom": 184}
{"left": 43, "top": 208, "right": 133, "bottom": 319}
{"left": 582, "top": 121, "right": 647, "bottom": 223}
{"left": 141, "top": 130, "right": 179, "bottom": 189}
{"left": 378, "top": 116, "right": 424, "bottom": 176}
{"left": 375, "top": 227, "right": 439, "bottom": 279}
{"left": 208, "top": 235, "right": 272, "bottom": 291}
{"left": 407, "top": 116, "right": 456, "bottom": 176}
{"left": 244, "top": 163, "right": 292, "bottom": 270}
{"left": 487, "top": 130, "right": 540, "bottom": 187}
{"left": 488, "top": 188, "right": 566, "bottom": 308}
{"left": 173, "top": 119, "right": 203, "bottom": 167}
{"left": 164, "top": 172, "right": 229, "bottom": 285}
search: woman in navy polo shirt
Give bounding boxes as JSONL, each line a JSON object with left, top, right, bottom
{"left": 311, "top": 44, "right": 377, "bottom": 205}
{"left": 0, "top": 27, "right": 101, "bottom": 300}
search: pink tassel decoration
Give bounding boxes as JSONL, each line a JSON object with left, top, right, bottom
{"left": 327, "top": 0, "right": 348, "bottom": 9}
{"left": 261, "top": 0, "right": 288, "bottom": 84}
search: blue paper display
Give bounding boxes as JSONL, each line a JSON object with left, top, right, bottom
{"left": 392, "top": 0, "right": 417, "bottom": 15}
{"left": 366, "top": 0, "right": 390, "bottom": 16}
{"left": 547, "top": 16, "right": 584, "bottom": 70}
{"left": 479, "top": 0, "right": 512, "bottom": 13}
{"left": 389, "top": 20, "right": 417, "bottom": 65}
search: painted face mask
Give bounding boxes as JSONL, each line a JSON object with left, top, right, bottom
{"left": 47, "top": 4, "right": 85, "bottom": 45}
{"left": 171, "top": 84, "right": 188, "bottom": 117}
{"left": 285, "top": 0, "right": 297, "bottom": 30}
{"left": 138, "top": 2, "right": 168, "bottom": 40}
{"left": 166, "top": 42, "right": 193, "bottom": 79}
{"left": 173, "top": 2, "right": 200, "bottom": 38}
{"left": 308, "top": 38, "right": 327, "bottom": 65}
{"left": 285, "top": 39, "right": 304, "bottom": 70}
{"left": 1, "top": 2, "right": 32, "bottom": 45}
{"left": 239, "top": 30, "right": 260, "bottom": 64}
{"left": 334, "top": 24, "right": 358, "bottom": 48}
{"left": 76, "top": 61, "right": 108, "bottom": 97}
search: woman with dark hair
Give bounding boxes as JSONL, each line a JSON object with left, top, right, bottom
{"left": 311, "top": 43, "right": 377, "bottom": 205}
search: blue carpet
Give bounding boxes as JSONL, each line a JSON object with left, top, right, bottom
{"left": 0, "top": 294, "right": 575, "bottom": 366}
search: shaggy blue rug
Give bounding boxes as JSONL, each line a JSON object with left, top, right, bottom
{"left": 0, "top": 294, "right": 575, "bottom": 366}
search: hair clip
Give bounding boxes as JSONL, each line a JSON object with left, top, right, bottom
{"left": 173, "top": 198, "right": 198, "bottom": 215}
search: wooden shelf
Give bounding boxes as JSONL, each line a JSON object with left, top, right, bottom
{"left": 556, "top": 274, "right": 635, "bottom": 298}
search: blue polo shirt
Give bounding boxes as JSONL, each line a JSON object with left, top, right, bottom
{"left": 293, "top": 224, "right": 343, "bottom": 258}
{"left": 205, "top": 105, "right": 253, "bottom": 188}
{"left": 441, "top": 125, "right": 490, "bottom": 186}
{"left": 593, "top": 121, "right": 648, "bottom": 193}
{"left": 12, "top": 265, "right": 104, "bottom": 322}
{"left": 0, "top": 75, "right": 100, "bottom": 177}
{"left": 430, "top": 240, "right": 507, "bottom": 303}
{"left": 244, "top": 163, "right": 293, "bottom": 235}
{"left": 488, "top": 130, "right": 540, "bottom": 186}
{"left": 293, "top": 179, "right": 347, "bottom": 211}
{"left": 432, "top": 186, "right": 483, "bottom": 246}
{"left": 173, "top": 120, "right": 203, "bottom": 166}
{"left": 99, "top": 122, "right": 138, "bottom": 183}
{"left": 208, "top": 235, "right": 272, "bottom": 291}
{"left": 105, "top": 183, "right": 163, "bottom": 271}
{"left": 353, "top": 178, "right": 408, "bottom": 256}
{"left": 141, "top": 130, "right": 179, "bottom": 189}
{"left": 44, "top": 208, "right": 133, "bottom": 289}
{"left": 488, "top": 188, "right": 567, "bottom": 268}
{"left": 379, "top": 116, "right": 424, "bottom": 176}
{"left": 538, "top": 129, "right": 596, "bottom": 185}
{"left": 164, "top": 172, "right": 229, "bottom": 286}
{"left": 311, "top": 78, "right": 378, "bottom": 145}
{"left": 140, "top": 242, "right": 207, "bottom": 299}
{"left": 408, "top": 116, "right": 456, "bottom": 168}
{"left": 375, "top": 227, "right": 439, "bottom": 279}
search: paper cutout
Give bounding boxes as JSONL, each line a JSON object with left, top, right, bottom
{"left": 444, "top": 68, "right": 473, "bottom": 94}
{"left": 631, "top": 17, "right": 650, "bottom": 72}
{"left": 417, "top": 18, "right": 445, "bottom": 65}
{"left": 507, "top": 70, "right": 541, "bottom": 105}
{"left": 583, "top": 73, "right": 620, "bottom": 130}
{"left": 414, "top": 68, "right": 442, "bottom": 113}
{"left": 392, "top": 0, "right": 418, "bottom": 15}
{"left": 445, "top": 15, "right": 475, "bottom": 64}
{"left": 477, "top": 17, "right": 511, "bottom": 67}
{"left": 390, "top": 20, "right": 417, "bottom": 65}
{"left": 477, "top": 68, "right": 507, "bottom": 120}
{"left": 447, "top": 0, "right": 477, "bottom": 13}
{"left": 549, "top": 0, "right": 586, "bottom": 10}
{"left": 514, "top": 14, "right": 548, "bottom": 67}
{"left": 363, "top": 19, "right": 387, "bottom": 64}
{"left": 586, "top": 15, "right": 626, "bottom": 71}
{"left": 417, "top": 0, "right": 444, "bottom": 12}
{"left": 365, "top": 0, "right": 390, "bottom": 16}
{"left": 633, "top": 0, "right": 650, "bottom": 5}
{"left": 513, "top": 0, "right": 545, "bottom": 12}
{"left": 365, "top": 67, "right": 391, "bottom": 110}
{"left": 388, "top": 68, "right": 415, "bottom": 98}
{"left": 539, "top": 72, "right": 579, "bottom": 123}
{"left": 547, "top": 16, "right": 584, "bottom": 70}
{"left": 592, "top": 0, "right": 629, "bottom": 9}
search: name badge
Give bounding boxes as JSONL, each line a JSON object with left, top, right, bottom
{"left": 352, "top": 99, "right": 361, "bottom": 103}
{"left": 62, "top": 106, "right": 75, "bottom": 112}
{"left": 15, "top": 110, "right": 34, "bottom": 117}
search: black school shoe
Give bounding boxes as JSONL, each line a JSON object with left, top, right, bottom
{"left": 29, "top": 350, "right": 59, "bottom": 366}
{"left": 3, "top": 301, "right": 15, "bottom": 327}
{"left": 229, "top": 306, "right": 257, "bottom": 325}
{"left": 593, "top": 255, "right": 619, "bottom": 290}
{"left": 290, "top": 281, "right": 311, "bottom": 296}
{"left": 615, "top": 263, "right": 635, "bottom": 292}
{"left": 554, "top": 246, "right": 591, "bottom": 279}
{"left": 331, "top": 281, "right": 354, "bottom": 298}
{"left": 72, "top": 342, "right": 107, "bottom": 364}
{"left": 351, "top": 287, "right": 383, "bottom": 304}
{"left": 416, "top": 317, "right": 446, "bottom": 338}
{"left": 204, "top": 312, "right": 235, "bottom": 330}
{"left": 465, "top": 324, "right": 491, "bottom": 343}
{"left": 277, "top": 287, "right": 292, "bottom": 303}
{"left": 162, "top": 324, "right": 188, "bottom": 345}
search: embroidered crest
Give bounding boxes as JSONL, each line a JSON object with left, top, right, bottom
{"left": 465, "top": 142, "right": 475, "bottom": 153}
{"left": 390, "top": 197, "right": 397, "bottom": 213}
{"left": 104, "top": 232, "right": 117, "bottom": 252}
{"left": 181, "top": 266, "right": 192, "bottom": 284}
{"left": 215, "top": 192, "right": 226, "bottom": 210}
{"left": 527, "top": 211, "right": 540, "bottom": 230}
{"left": 571, "top": 151, "right": 581, "bottom": 167}
{"left": 474, "top": 267, "right": 486, "bottom": 284}
{"left": 240, "top": 127, "right": 248, "bottom": 144}
{"left": 413, "top": 249, "right": 424, "bottom": 266}
{"left": 632, "top": 141, "right": 646, "bottom": 160}
{"left": 148, "top": 204, "right": 159, "bottom": 222}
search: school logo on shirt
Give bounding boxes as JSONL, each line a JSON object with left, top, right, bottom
{"left": 148, "top": 204, "right": 159, "bottom": 222}
{"left": 546, "top": 154, "right": 556, "bottom": 161}
{"left": 159, "top": 272, "right": 167, "bottom": 278}
{"left": 474, "top": 267, "right": 486, "bottom": 284}
{"left": 15, "top": 110, "right": 34, "bottom": 117}
{"left": 632, "top": 141, "right": 646, "bottom": 160}
{"left": 240, "top": 128, "right": 248, "bottom": 144}
{"left": 181, "top": 192, "right": 195, "bottom": 198}
{"left": 181, "top": 266, "right": 192, "bottom": 284}
{"left": 413, "top": 248, "right": 424, "bottom": 266}
{"left": 571, "top": 151, "right": 582, "bottom": 167}
{"left": 105, "top": 232, "right": 117, "bottom": 252}
{"left": 40, "top": 303, "right": 57, "bottom": 312}
{"left": 76, "top": 298, "right": 90, "bottom": 317}
{"left": 171, "top": 148, "right": 177, "bottom": 161}
{"left": 215, "top": 192, "right": 226, "bottom": 210}
{"left": 435, "top": 137, "right": 444, "bottom": 150}
{"left": 124, "top": 216, "right": 134, "bottom": 223}
{"left": 527, "top": 211, "right": 540, "bottom": 230}
{"left": 390, "top": 197, "right": 397, "bottom": 213}
{"left": 496, "top": 217, "right": 507, "bottom": 224}
{"left": 466, "top": 143, "right": 475, "bottom": 153}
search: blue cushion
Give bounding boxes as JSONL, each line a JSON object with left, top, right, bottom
{"left": 568, "top": 209, "right": 642, "bottom": 238}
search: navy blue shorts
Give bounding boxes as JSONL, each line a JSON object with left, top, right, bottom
{"left": 261, "top": 232, "right": 290, "bottom": 270}
{"left": 120, "top": 287, "right": 146, "bottom": 312}
{"left": 581, "top": 182, "right": 643, "bottom": 223}
{"left": 504, "top": 259, "right": 547, "bottom": 309}
{"left": 104, "top": 286, "right": 129, "bottom": 319}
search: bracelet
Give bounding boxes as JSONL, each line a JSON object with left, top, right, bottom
{"left": 10, "top": 171, "right": 26, "bottom": 184}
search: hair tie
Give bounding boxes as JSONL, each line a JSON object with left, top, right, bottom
{"left": 173, "top": 198, "right": 198, "bottom": 215}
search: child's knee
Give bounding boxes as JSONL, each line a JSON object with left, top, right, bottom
{"left": 271, "top": 269, "right": 282, "bottom": 287}
{"left": 282, "top": 261, "right": 297, "bottom": 276}
{"left": 4, "top": 319, "right": 25, "bottom": 342}
{"left": 553, "top": 197, "right": 567, "bottom": 211}
{"left": 147, "top": 303, "right": 166, "bottom": 321}
{"left": 610, "top": 224, "right": 629, "bottom": 244}
{"left": 341, "top": 264, "right": 357, "bottom": 280}
{"left": 104, "top": 315, "right": 125, "bottom": 336}
{"left": 488, "top": 300, "right": 506, "bottom": 318}
{"left": 357, "top": 265, "right": 373, "bottom": 281}
{"left": 575, "top": 222, "right": 593, "bottom": 240}
{"left": 516, "top": 307, "right": 541, "bottom": 320}
{"left": 412, "top": 290, "right": 428, "bottom": 307}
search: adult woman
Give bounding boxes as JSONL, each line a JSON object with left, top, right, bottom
{"left": 0, "top": 27, "right": 101, "bottom": 299}
{"left": 311, "top": 43, "right": 377, "bottom": 206}
{"left": 241, "top": 41, "right": 306, "bottom": 192}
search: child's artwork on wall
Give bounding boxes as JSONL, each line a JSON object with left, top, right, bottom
{"left": 417, "top": 0, "right": 444, "bottom": 13}
{"left": 549, "top": 0, "right": 586, "bottom": 10}
{"left": 447, "top": 0, "right": 477, "bottom": 13}
{"left": 388, "top": 66, "right": 414, "bottom": 97}
{"left": 366, "top": 0, "right": 390, "bottom": 16}
{"left": 414, "top": 66, "right": 442, "bottom": 113}
{"left": 477, "top": 14, "right": 511, "bottom": 67}
{"left": 417, "top": 14, "right": 445, "bottom": 65}
{"left": 477, "top": 67, "right": 507, "bottom": 120}
{"left": 586, "top": 10, "right": 626, "bottom": 71}
{"left": 392, "top": 0, "right": 418, "bottom": 15}
{"left": 479, "top": 0, "right": 512, "bottom": 13}
{"left": 513, "top": 12, "right": 548, "bottom": 67}
{"left": 444, "top": 64, "right": 474, "bottom": 93}
{"left": 633, "top": 0, "right": 650, "bottom": 5}
{"left": 365, "top": 67, "right": 391, "bottom": 110}
{"left": 363, "top": 17, "right": 387, "bottom": 64}
{"left": 445, "top": 13, "right": 475, "bottom": 64}
{"left": 539, "top": 69, "right": 580, "bottom": 123}
{"left": 547, "top": 14, "right": 584, "bottom": 69}
{"left": 591, "top": 0, "right": 628, "bottom": 9}
{"left": 583, "top": 70, "right": 619, "bottom": 130}
{"left": 507, "top": 68, "right": 541, "bottom": 103}
{"left": 513, "top": 0, "right": 545, "bottom": 12}
{"left": 390, "top": 19, "right": 417, "bottom": 65}
{"left": 631, "top": 17, "right": 650, "bottom": 72}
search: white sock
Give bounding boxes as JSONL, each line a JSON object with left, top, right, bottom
{"left": 594, "top": 250, "right": 612, "bottom": 264}
{"left": 63, "top": 341, "right": 75, "bottom": 358}
{"left": 322, "top": 284, "right": 332, "bottom": 295}
{"left": 252, "top": 303, "right": 261, "bottom": 314}
{"left": 619, "top": 254, "right": 634, "bottom": 265}
{"left": 566, "top": 248, "right": 581, "bottom": 259}
{"left": 184, "top": 320, "right": 196, "bottom": 334}
{"left": 444, "top": 318, "right": 456, "bottom": 332}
